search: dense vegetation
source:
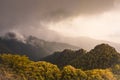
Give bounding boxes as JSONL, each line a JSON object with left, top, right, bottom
{"left": 42, "top": 44, "right": 120, "bottom": 70}
{"left": 0, "top": 44, "right": 120, "bottom": 80}
{"left": 0, "top": 54, "right": 119, "bottom": 80}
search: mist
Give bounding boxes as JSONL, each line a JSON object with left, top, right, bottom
{"left": 1, "top": 0, "right": 120, "bottom": 43}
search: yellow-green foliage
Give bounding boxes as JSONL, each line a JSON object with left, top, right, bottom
{"left": 61, "top": 65, "right": 87, "bottom": 80}
{"left": 24, "top": 61, "right": 61, "bottom": 80}
{"left": 0, "top": 54, "right": 118, "bottom": 80}
{"left": 111, "top": 64, "right": 120, "bottom": 74}
{"left": 111, "top": 64, "right": 120, "bottom": 80}
{"left": 85, "top": 69, "right": 116, "bottom": 80}
{"left": 0, "top": 54, "right": 31, "bottom": 73}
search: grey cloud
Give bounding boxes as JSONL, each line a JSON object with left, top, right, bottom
{"left": 0, "top": 0, "right": 115, "bottom": 38}
{"left": 4, "top": 31, "right": 25, "bottom": 41}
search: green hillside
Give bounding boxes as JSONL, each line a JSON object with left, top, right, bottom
{"left": 0, "top": 54, "right": 119, "bottom": 80}
{"left": 42, "top": 44, "right": 120, "bottom": 70}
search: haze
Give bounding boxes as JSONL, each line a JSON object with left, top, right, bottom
{"left": 0, "top": 0, "right": 120, "bottom": 43}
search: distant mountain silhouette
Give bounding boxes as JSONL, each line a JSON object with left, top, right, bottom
{"left": 55, "top": 36, "right": 120, "bottom": 52}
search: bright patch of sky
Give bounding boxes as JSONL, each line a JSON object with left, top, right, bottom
{"left": 46, "top": 5, "right": 120, "bottom": 43}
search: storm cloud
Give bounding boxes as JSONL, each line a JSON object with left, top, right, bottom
{"left": 0, "top": 0, "right": 115, "bottom": 39}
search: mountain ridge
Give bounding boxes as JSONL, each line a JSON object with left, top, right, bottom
{"left": 42, "top": 43, "right": 120, "bottom": 70}
{"left": 0, "top": 32, "right": 78, "bottom": 61}
{"left": 54, "top": 36, "right": 120, "bottom": 52}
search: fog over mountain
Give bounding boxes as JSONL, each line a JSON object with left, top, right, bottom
{"left": 0, "top": 32, "right": 78, "bottom": 61}
{"left": 1, "top": 1, "right": 120, "bottom": 79}
{"left": 1, "top": 31, "right": 120, "bottom": 53}
{"left": 0, "top": 0, "right": 120, "bottom": 47}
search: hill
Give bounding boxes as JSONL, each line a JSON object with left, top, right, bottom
{"left": 42, "top": 44, "right": 120, "bottom": 70}
{"left": 0, "top": 54, "right": 117, "bottom": 80}
{"left": 0, "top": 32, "right": 78, "bottom": 61}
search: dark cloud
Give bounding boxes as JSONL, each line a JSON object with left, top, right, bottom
{"left": 0, "top": 0, "right": 115, "bottom": 39}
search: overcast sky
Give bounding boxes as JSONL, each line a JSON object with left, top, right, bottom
{"left": 0, "top": 0, "right": 120, "bottom": 43}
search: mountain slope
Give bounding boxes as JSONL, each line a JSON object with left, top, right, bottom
{"left": 0, "top": 33, "right": 78, "bottom": 61}
{"left": 0, "top": 54, "right": 117, "bottom": 80}
{"left": 41, "top": 49, "right": 87, "bottom": 67}
{"left": 42, "top": 44, "right": 120, "bottom": 70}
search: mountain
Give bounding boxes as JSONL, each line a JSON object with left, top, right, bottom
{"left": 41, "top": 49, "right": 86, "bottom": 67}
{"left": 54, "top": 36, "right": 120, "bottom": 52}
{"left": 0, "top": 32, "right": 78, "bottom": 61}
{"left": 0, "top": 54, "right": 117, "bottom": 80}
{"left": 42, "top": 44, "right": 120, "bottom": 70}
